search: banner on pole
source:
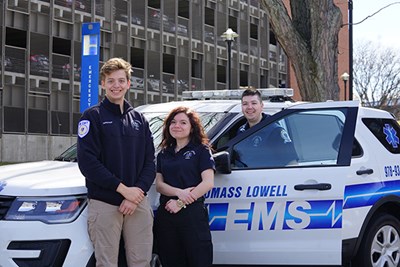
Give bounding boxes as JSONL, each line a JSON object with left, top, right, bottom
{"left": 80, "top": 22, "right": 100, "bottom": 113}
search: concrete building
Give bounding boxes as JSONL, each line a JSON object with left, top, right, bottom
{"left": 0, "top": 0, "right": 349, "bottom": 162}
{"left": 0, "top": 0, "right": 289, "bottom": 162}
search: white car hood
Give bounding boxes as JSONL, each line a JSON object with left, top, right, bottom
{"left": 0, "top": 161, "right": 86, "bottom": 196}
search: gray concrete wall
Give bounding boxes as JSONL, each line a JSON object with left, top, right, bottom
{"left": 0, "top": 134, "right": 77, "bottom": 162}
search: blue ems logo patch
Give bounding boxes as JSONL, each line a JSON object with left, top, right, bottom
{"left": 280, "top": 129, "right": 292, "bottom": 143}
{"left": 0, "top": 180, "right": 6, "bottom": 192}
{"left": 78, "top": 120, "right": 90, "bottom": 138}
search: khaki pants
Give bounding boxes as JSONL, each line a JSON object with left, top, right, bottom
{"left": 87, "top": 198, "right": 153, "bottom": 267}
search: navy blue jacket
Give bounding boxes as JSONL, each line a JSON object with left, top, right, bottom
{"left": 77, "top": 97, "right": 156, "bottom": 206}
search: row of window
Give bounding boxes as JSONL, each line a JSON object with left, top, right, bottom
{"left": 0, "top": 0, "right": 287, "bottom": 135}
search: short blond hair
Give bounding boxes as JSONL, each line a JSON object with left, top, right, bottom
{"left": 100, "top": 58, "right": 132, "bottom": 81}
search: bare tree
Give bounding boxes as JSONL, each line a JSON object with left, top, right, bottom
{"left": 260, "top": 0, "right": 343, "bottom": 101}
{"left": 353, "top": 41, "right": 400, "bottom": 116}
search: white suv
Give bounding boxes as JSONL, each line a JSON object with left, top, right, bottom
{"left": 1, "top": 89, "right": 400, "bottom": 267}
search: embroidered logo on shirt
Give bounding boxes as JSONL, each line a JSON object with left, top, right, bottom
{"left": 251, "top": 135, "right": 263, "bottom": 147}
{"left": 132, "top": 119, "right": 142, "bottom": 131}
{"left": 78, "top": 120, "right": 90, "bottom": 138}
{"left": 183, "top": 150, "right": 196, "bottom": 160}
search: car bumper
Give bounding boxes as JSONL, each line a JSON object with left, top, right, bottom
{"left": 0, "top": 208, "right": 93, "bottom": 267}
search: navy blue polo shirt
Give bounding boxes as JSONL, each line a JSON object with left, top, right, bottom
{"left": 237, "top": 113, "right": 270, "bottom": 135}
{"left": 156, "top": 142, "right": 215, "bottom": 202}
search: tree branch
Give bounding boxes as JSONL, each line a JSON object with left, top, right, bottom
{"left": 342, "top": 2, "right": 400, "bottom": 27}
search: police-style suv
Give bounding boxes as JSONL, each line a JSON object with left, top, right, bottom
{"left": 1, "top": 89, "right": 400, "bottom": 267}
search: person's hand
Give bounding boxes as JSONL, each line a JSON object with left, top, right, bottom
{"left": 177, "top": 187, "right": 196, "bottom": 205}
{"left": 125, "top": 187, "right": 144, "bottom": 204}
{"left": 165, "top": 199, "right": 184, "bottom": 214}
{"left": 119, "top": 199, "right": 138, "bottom": 215}
{"left": 117, "top": 184, "right": 144, "bottom": 204}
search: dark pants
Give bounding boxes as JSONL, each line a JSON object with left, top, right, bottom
{"left": 154, "top": 201, "right": 213, "bottom": 267}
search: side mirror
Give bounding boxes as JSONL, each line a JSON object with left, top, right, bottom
{"left": 213, "top": 151, "right": 231, "bottom": 174}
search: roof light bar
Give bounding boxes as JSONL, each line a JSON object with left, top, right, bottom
{"left": 182, "top": 88, "right": 294, "bottom": 99}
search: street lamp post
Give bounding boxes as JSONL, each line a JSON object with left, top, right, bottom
{"left": 341, "top": 72, "right": 350, "bottom": 100}
{"left": 348, "top": 0, "right": 353, "bottom": 100}
{"left": 221, "top": 28, "right": 238, "bottom": 89}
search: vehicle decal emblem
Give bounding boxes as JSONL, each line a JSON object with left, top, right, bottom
{"left": 0, "top": 180, "right": 6, "bottom": 192}
{"left": 78, "top": 120, "right": 90, "bottom": 138}
{"left": 383, "top": 124, "right": 399, "bottom": 149}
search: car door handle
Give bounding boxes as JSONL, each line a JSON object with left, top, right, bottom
{"left": 294, "top": 183, "right": 332, "bottom": 191}
{"left": 356, "top": 168, "right": 374, "bottom": 175}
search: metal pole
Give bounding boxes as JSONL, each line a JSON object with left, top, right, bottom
{"left": 227, "top": 39, "right": 232, "bottom": 89}
{"left": 348, "top": 0, "right": 353, "bottom": 100}
{"left": 344, "top": 80, "right": 347, "bottom": 100}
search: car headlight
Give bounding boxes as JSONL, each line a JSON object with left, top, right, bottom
{"left": 5, "top": 195, "right": 87, "bottom": 224}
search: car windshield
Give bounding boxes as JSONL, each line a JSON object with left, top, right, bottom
{"left": 54, "top": 143, "right": 78, "bottom": 162}
{"left": 54, "top": 111, "right": 228, "bottom": 161}
{"left": 144, "top": 111, "right": 228, "bottom": 150}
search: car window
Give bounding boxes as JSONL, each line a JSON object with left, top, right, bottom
{"left": 352, "top": 139, "right": 363, "bottom": 157}
{"left": 363, "top": 118, "right": 400, "bottom": 154}
{"left": 214, "top": 117, "right": 247, "bottom": 150}
{"left": 232, "top": 108, "right": 348, "bottom": 169}
{"left": 143, "top": 112, "right": 228, "bottom": 150}
{"left": 55, "top": 143, "right": 77, "bottom": 161}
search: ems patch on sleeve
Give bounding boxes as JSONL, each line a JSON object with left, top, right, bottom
{"left": 78, "top": 120, "right": 90, "bottom": 138}
{"left": 280, "top": 129, "right": 292, "bottom": 143}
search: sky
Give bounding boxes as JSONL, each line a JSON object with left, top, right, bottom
{"left": 352, "top": 0, "right": 400, "bottom": 49}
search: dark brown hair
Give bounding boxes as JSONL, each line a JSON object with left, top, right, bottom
{"left": 159, "top": 106, "right": 209, "bottom": 149}
{"left": 241, "top": 88, "right": 262, "bottom": 103}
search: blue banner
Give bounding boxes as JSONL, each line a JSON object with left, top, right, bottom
{"left": 80, "top": 22, "right": 100, "bottom": 113}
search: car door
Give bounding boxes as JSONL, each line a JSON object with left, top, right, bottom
{"left": 206, "top": 102, "right": 359, "bottom": 265}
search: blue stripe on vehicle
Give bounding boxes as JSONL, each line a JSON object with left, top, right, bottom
{"left": 344, "top": 180, "right": 400, "bottom": 209}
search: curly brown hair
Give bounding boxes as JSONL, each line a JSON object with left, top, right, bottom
{"left": 159, "top": 106, "right": 209, "bottom": 149}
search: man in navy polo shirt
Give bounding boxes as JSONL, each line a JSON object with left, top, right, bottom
{"left": 234, "top": 88, "right": 297, "bottom": 167}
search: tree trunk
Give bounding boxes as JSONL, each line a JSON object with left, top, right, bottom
{"left": 260, "top": 0, "right": 343, "bottom": 101}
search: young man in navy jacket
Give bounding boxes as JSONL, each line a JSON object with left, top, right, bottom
{"left": 77, "top": 58, "right": 155, "bottom": 267}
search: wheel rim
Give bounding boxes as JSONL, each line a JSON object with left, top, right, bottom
{"left": 371, "top": 225, "right": 400, "bottom": 267}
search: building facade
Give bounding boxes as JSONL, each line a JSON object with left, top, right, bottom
{"left": 0, "top": 0, "right": 351, "bottom": 162}
{"left": 0, "top": 0, "right": 289, "bottom": 162}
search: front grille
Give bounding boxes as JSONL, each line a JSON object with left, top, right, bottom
{"left": 0, "top": 196, "right": 15, "bottom": 219}
{"left": 8, "top": 239, "right": 71, "bottom": 267}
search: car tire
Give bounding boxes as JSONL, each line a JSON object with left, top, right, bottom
{"left": 354, "top": 213, "right": 400, "bottom": 267}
